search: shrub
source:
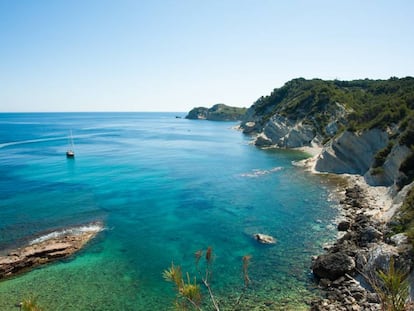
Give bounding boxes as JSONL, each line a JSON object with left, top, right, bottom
{"left": 20, "top": 296, "right": 43, "bottom": 311}
{"left": 373, "top": 142, "right": 394, "bottom": 168}
{"left": 371, "top": 258, "right": 410, "bottom": 311}
{"left": 163, "top": 247, "right": 252, "bottom": 311}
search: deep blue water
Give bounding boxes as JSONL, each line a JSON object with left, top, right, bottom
{"left": 0, "top": 113, "right": 338, "bottom": 310}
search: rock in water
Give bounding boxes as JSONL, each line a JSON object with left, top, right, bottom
{"left": 0, "top": 222, "right": 103, "bottom": 280}
{"left": 254, "top": 233, "right": 276, "bottom": 244}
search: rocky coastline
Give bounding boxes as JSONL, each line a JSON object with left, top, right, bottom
{"left": 310, "top": 177, "right": 413, "bottom": 311}
{"left": 0, "top": 222, "right": 103, "bottom": 280}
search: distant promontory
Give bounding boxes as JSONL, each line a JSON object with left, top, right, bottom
{"left": 186, "top": 104, "right": 247, "bottom": 121}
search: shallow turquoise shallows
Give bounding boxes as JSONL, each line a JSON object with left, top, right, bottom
{"left": 0, "top": 113, "right": 338, "bottom": 310}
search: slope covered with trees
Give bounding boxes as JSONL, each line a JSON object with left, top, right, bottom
{"left": 186, "top": 104, "right": 247, "bottom": 121}
{"left": 243, "top": 77, "right": 414, "bottom": 140}
{"left": 241, "top": 77, "right": 414, "bottom": 188}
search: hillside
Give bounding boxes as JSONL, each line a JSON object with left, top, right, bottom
{"left": 186, "top": 104, "right": 247, "bottom": 121}
{"left": 240, "top": 77, "right": 414, "bottom": 188}
{"left": 240, "top": 77, "right": 414, "bottom": 309}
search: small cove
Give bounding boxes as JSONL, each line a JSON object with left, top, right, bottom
{"left": 0, "top": 112, "right": 340, "bottom": 310}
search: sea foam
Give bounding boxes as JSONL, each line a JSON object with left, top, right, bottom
{"left": 239, "top": 167, "right": 283, "bottom": 178}
{"left": 29, "top": 222, "right": 104, "bottom": 245}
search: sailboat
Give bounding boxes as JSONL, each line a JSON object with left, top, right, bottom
{"left": 66, "top": 130, "right": 75, "bottom": 158}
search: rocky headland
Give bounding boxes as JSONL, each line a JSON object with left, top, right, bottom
{"left": 186, "top": 103, "right": 247, "bottom": 121}
{"left": 0, "top": 222, "right": 103, "bottom": 280}
{"left": 238, "top": 77, "right": 414, "bottom": 309}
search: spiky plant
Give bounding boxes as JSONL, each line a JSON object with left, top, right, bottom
{"left": 163, "top": 263, "right": 202, "bottom": 310}
{"left": 371, "top": 257, "right": 410, "bottom": 311}
{"left": 21, "top": 295, "right": 43, "bottom": 311}
{"left": 180, "top": 273, "right": 202, "bottom": 307}
{"left": 164, "top": 248, "right": 253, "bottom": 311}
{"left": 163, "top": 262, "right": 184, "bottom": 289}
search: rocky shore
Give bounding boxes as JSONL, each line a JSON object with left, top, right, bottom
{"left": 310, "top": 179, "right": 413, "bottom": 311}
{"left": 0, "top": 222, "right": 103, "bottom": 280}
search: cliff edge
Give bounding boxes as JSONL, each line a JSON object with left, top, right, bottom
{"left": 240, "top": 77, "right": 414, "bottom": 308}
{"left": 240, "top": 77, "right": 414, "bottom": 189}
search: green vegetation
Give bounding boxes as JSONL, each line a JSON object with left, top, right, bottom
{"left": 392, "top": 187, "right": 414, "bottom": 246}
{"left": 186, "top": 104, "right": 247, "bottom": 121}
{"left": 163, "top": 247, "right": 251, "bottom": 310}
{"left": 249, "top": 77, "right": 414, "bottom": 140}
{"left": 370, "top": 258, "right": 410, "bottom": 311}
{"left": 248, "top": 76, "right": 414, "bottom": 187}
{"left": 373, "top": 142, "right": 394, "bottom": 168}
{"left": 20, "top": 295, "right": 43, "bottom": 311}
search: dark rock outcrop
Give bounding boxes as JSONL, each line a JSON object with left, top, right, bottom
{"left": 338, "top": 220, "right": 351, "bottom": 231}
{"left": 312, "top": 252, "right": 356, "bottom": 280}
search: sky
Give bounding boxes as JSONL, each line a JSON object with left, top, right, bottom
{"left": 0, "top": 0, "right": 413, "bottom": 112}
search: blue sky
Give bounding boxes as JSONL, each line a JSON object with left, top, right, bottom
{"left": 0, "top": 0, "right": 413, "bottom": 112}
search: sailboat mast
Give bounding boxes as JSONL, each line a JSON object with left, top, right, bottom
{"left": 66, "top": 130, "right": 75, "bottom": 158}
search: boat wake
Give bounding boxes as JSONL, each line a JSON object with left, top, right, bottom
{"left": 0, "top": 133, "right": 107, "bottom": 149}
{"left": 29, "top": 222, "right": 104, "bottom": 245}
{"left": 239, "top": 167, "right": 283, "bottom": 178}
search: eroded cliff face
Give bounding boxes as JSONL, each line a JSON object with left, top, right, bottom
{"left": 313, "top": 129, "right": 411, "bottom": 187}
{"left": 253, "top": 115, "right": 321, "bottom": 148}
{"left": 241, "top": 101, "right": 347, "bottom": 149}
{"left": 315, "top": 129, "right": 388, "bottom": 175}
{"left": 365, "top": 144, "right": 412, "bottom": 186}
{"left": 239, "top": 77, "right": 414, "bottom": 188}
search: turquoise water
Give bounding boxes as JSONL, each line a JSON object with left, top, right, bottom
{"left": 0, "top": 113, "right": 338, "bottom": 310}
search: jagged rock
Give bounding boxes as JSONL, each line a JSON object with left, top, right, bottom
{"left": 312, "top": 252, "right": 356, "bottom": 280}
{"left": 254, "top": 134, "right": 273, "bottom": 147}
{"left": 359, "top": 226, "right": 383, "bottom": 245}
{"left": 338, "top": 221, "right": 351, "bottom": 231}
{"left": 389, "top": 233, "right": 409, "bottom": 246}
{"left": 254, "top": 115, "right": 318, "bottom": 148}
{"left": 362, "top": 243, "right": 399, "bottom": 275}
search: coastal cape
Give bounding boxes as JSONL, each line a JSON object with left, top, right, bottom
{"left": 237, "top": 77, "right": 414, "bottom": 310}
{"left": 186, "top": 103, "right": 246, "bottom": 121}
{"left": 0, "top": 222, "right": 103, "bottom": 280}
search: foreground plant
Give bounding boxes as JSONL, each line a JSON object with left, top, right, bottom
{"left": 20, "top": 295, "right": 43, "bottom": 311}
{"left": 163, "top": 247, "right": 252, "bottom": 310}
{"left": 163, "top": 262, "right": 202, "bottom": 310}
{"left": 370, "top": 257, "right": 410, "bottom": 311}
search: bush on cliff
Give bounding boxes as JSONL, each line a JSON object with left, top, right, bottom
{"left": 392, "top": 187, "right": 414, "bottom": 246}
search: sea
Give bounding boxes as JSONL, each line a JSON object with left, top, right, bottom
{"left": 0, "top": 112, "right": 339, "bottom": 310}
